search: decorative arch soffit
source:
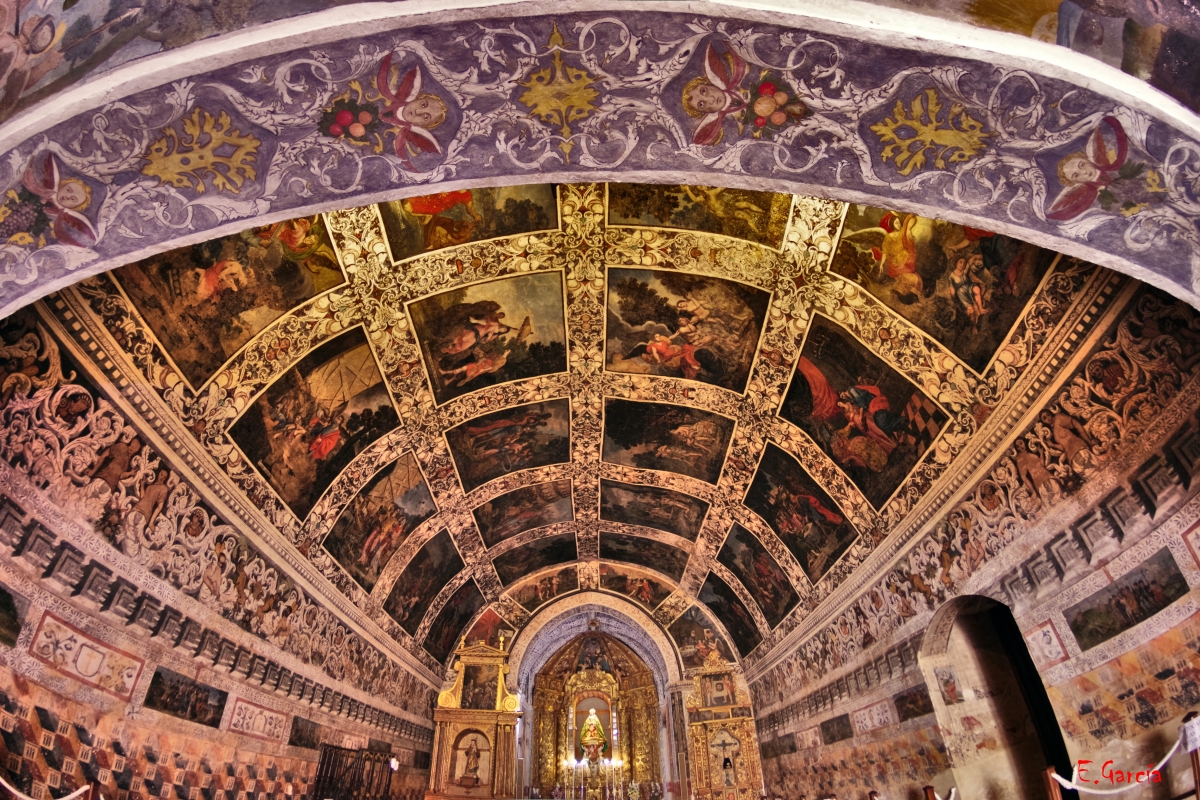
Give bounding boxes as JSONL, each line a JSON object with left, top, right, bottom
{"left": 1, "top": 0, "right": 1199, "bottom": 318}
{"left": 509, "top": 596, "right": 684, "bottom": 696}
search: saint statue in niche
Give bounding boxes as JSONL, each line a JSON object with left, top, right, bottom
{"left": 463, "top": 738, "right": 481, "bottom": 779}
{"left": 579, "top": 707, "right": 608, "bottom": 762}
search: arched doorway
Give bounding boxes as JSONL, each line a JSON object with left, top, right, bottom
{"left": 529, "top": 629, "right": 665, "bottom": 797}
{"left": 920, "top": 596, "right": 1074, "bottom": 800}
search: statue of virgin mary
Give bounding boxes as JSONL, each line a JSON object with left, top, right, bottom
{"left": 579, "top": 707, "right": 607, "bottom": 761}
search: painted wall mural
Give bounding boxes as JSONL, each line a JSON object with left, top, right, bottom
{"left": 322, "top": 452, "right": 436, "bottom": 592}
{"left": 1064, "top": 547, "right": 1190, "bottom": 650}
{"left": 408, "top": 271, "right": 568, "bottom": 405}
{"left": 779, "top": 315, "right": 949, "bottom": 509}
{"left": 598, "top": 479, "right": 709, "bottom": 541}
{"left": 473, "top": 480, "right": 573, "bottom": 549}
{"left": 422, "top": 579, "right": 485, "bottom": 663}
{"left": 716, "top": 524, "right": 799, "bottom": 630}
{"left": 698, "top": 572, "right": 763, "bottom": 657}
{"left": 379, "top": 186, "right": 559, "bottom": 262}
{"left": 829, "top": 207, "right": 1059, "bottom": 376}
{"left": 597, "top": 563, "right": 674, "bottom": 613}
{"left": 604, "top": 266, "right": 770, "bottom": 393}
{"left": 491, "top": 534, "right": 577, "bottom": 587}
{"left": 602, "top": 399, "right": 734, "bottom": 484}
{"left": 598, "top": 532, "right": 692, "bottom": 583}
{"left": 445, "top": 400, "right": 571, "bottom": 494}
{"left": 1, "top": 7, "right": 1198, "bottom": 324}
{"left": 508, "top": 566, "right": 579, "bottom": 613}
{"left": 143, "top": 668, "right": 229, "bottom": 728}
{"left": 0, "top": 308, "right": 436, "bottom": 712}
{"left": 228, "top": 327, "right": 399, "bottom": 519}
{"left": 384, "top": 530, "right": 464, "bottom": 634}
{"left": 114, "top": 216, "right": 344, "bottom": 389}
{"left": 668, "top": 606, "right": 737, "bottom": 670}
{"left": 744, "top": 443, "right": 859, "bottom": 585}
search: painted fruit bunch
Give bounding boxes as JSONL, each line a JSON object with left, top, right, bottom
{"left": 746, "top": 78, "right": 808, "bottom": 137}
{"left": 320, "top": 99, "right": 383, "bottom": 142}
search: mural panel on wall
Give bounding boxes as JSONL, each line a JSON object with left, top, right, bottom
{"left": 491, "top": 534, "right": 577, "bottom": 586}
{"left": 607, "top": 185, "right": 792, "bottom": 249}
{"left": 464, "top": 609, "right": 514, "bottom": 649}
{"left": 829, "top": 207, "right": 1058, "bottom": 375}
{"left": 384, "top": 530, "right": 464, "bottom": 633}
{"left": 508, "top": 566, "right": 579, "bottom": 612}
{"left": 228, "top": 327, "right": 398, "bottom": 519}
{"left": 323, "top": 452, "right": 436, "bottom": 591}
{"left": 288, "top": 716, "right": 327, "bottom": 750}
{"left": 0, "top": 583, "right": 27, "bottom": 648}
{"left": 780, "top": 315, "right": 948, "bottom": 508}
{"left": 598, "top": 563, "right": 674, "bottom": 612}
{"left": 114, "top": 216, "right": 343, "bottom": 388}
{"left": 409, "top": 271, "right": 568, "bottom": 405}
{"left": 598, "top": 479, "right": 709, "bottom": 540}
{"left": 472, "top": 480, "right": 573, "bottom": 548}
{"left": 598, "top": 531, "right": 692, "bottom": 582}
{"left": 1064, "top": 547, "right": 1190, "bottom": 650}
{"left": 380, "top": 186, "right": 559, "bottom": 262}
{"left": 424, "top": 579, "right": 486, "bottom": 663}
{"left": 699, "top": 572, "right": 763, "bottom": 657}
{"left": 604, "top": 267, "right": 770, "bottom": 392}
{"left": 744, "top": 443, "right": 859, "bottom": 584}
{"left": 445, "top": 400, "right": 571, "bottom": 493}
{"left": 29, "top": 612, "right": 144, "bottom": 700}
{"left": 143, "top": 668, "right": 229, "bottom": 728}
{"left": 668, "top": 606, "right": 736, "bottom": 669}
{"left": 602, "top": 399, "right": 734, "bottom": 484}
{"left": 716, "top": 523, "right": 799, "bottom": 629}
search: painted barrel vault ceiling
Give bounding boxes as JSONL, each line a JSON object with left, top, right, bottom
{"left": 13, "top": 180, "right": 1161, "bottom": 697}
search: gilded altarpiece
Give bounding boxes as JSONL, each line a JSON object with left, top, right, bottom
{"left": 531, "top": 633, "right": 663, "bottom": 796}
{"left": 685, "top": 657, "right": 761, "bottom": 800}
{"left": 429, "top": 641, "right": 522, "bottom": 800}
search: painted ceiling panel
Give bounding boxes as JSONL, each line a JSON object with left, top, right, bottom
{"left": 21, "top": 180, "right": 1163, "bottom": 683}
{"left": 1, "top": 5, "right": 1197, "bottom": 320}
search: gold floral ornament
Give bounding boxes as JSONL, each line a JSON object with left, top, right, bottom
{"left": 519, "top": 22, "right": 600, "bottom": 163}
{"left": 871, "top": 88, "right": 990, "bottom": 176}
{"left": 141, "top": 108, "right": 261, "bottom": 194}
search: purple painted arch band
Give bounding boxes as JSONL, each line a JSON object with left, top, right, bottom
{"left": 1, "top": 0, "right": 1199, "bottom": 317}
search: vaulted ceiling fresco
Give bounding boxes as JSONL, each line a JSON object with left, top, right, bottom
{"left": 11, "top": 180, "right": 1161, "bottom": 688}
{"left": 1, "top": 4, "right": 1198, "bottom": 324}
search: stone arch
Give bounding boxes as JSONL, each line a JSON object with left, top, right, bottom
{"left": 1, "top": 1, "right": 1199, "bottom": 318}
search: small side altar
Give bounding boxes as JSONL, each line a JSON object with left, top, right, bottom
{"left": 427, "top": 637, "right": 522, "bottom": 800}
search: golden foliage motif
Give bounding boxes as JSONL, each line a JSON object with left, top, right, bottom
{"left": 871, "top": 88, "right": 990, "bottom": 176}
{"left": 141, "top": 108, "right": 260, "bottom": 194}
{"left": 519, "top": 23, "right": 600, "bottom": 162}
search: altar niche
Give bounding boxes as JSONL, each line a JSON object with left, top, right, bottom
{"left": 531, "top": 632, "right": 664, "bottom": 799}
{"left": 428, "top": 637, "right": 522, "bottom": 800}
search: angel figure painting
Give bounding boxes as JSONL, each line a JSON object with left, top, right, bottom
{"left": 604, "top": 268, "right": 769, "bottom": 392}
{"left": 829, "top": 205, "right": 1056, "bottom": 374}
{"left": 780, "top": 316, "right": 948, "bottom": 508}
{"left": 599, "top": 531, "right": 692, "bottom": 582}
{"left": 322, "top": 452, "right": 437, "bottom": 592}
{"left": 445, "top": 400, "right": 571, "bottom": 493}
{"left": 383, "top": 530, "right": 464, "bottom": 634}
{"left": 599, "top": 479, "right": 709, "bottom": 541}
{"left": 699, "top": 573, "right": 763, "bottom": 657}
{"left": 508, "top": 566, "right": 579, "bottom": 612}
{"left": 408, "top": 271, "right": 568, "bottom": 404}
{"left": 599, "top": 563, "right": 674, "bottom": 611}
{"left": 608, "top": 184, "right": 792, "bottom": 249}
{"left": 716, "top": 524, "right": 799, "bottom": 629}
{"left": 380, "top": 185, "right": 558, "bottom": 261}
{"left": 424, "top": 580, "right": 486, "bottom": 663}
{"left": 473, "top": 480, "right": 573, "bottom": 548}
{"left": 602, "top": 399, "right": 735, "bottom": 484}
{"left": 744, "top": 443, "right": 859, "bottom": 584}
{"left": 115, "top": 215, "right": 344, "bottom": 388}
{"left": 228, "top": 328, "right": 399, "bottom": 520}
{"left": 668, "top": 605, "right": 736, "bottom": 669}
{"left": 491, "top": 533, "right": 577, "bottom": 586}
